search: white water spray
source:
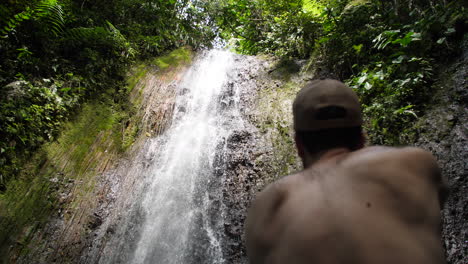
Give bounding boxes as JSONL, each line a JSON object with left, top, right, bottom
{"left": 128, "top": 50, "right": 239, "bottom": 264}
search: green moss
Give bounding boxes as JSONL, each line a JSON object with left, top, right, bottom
{"left": 256, "top": 80, "right": 302, "bottom": 178}
{"left": 48, "top": 101, "right": 122, "bottom": 173}
{"left": 127, "top": 63, "right": 148, "bottom": 93}
{"left": 152, "top": 47, "right": 192, "bottom": 70}
{"left": 122, "top": 122, "right": 139, "bottom": 150}
{"left": 0, "top": 96, "right": 130, "bottom": 261}
{"left": 0, "top": 151, "right": 58, "bottom": 261}
{"left": 127, "top": 47, "right": 192, "bottom": 95}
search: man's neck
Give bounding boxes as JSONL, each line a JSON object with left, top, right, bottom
{"left": 302, "top": 148, "right": 351, "bottom": 168}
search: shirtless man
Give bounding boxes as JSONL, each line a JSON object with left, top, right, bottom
{"left": 245, "top": 79, "right": 448, "bottom": 264}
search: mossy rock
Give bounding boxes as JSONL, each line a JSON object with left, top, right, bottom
{"left": 152, "top": 47, "right": 192, "bottom": 70}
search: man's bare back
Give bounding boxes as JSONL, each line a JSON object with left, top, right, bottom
{"left": 245, "top": 146, "right": 448, "bottom": 264}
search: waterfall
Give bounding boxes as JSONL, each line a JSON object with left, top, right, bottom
{"left": 98, "top": 50, "right": 247, "bottom": 264}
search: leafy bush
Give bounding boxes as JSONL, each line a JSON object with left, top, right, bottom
{"left": 0, "top": 78, "right": 79, "bottom": 189}
{"left": 343, "top": 1, "right": 465, "bottom": 145}
{"left": 348, "top": 56, "right": 433, "bottom": 145}
{"left": 212, "top": 0, "right": 466, "bottom": 145}
{"left": 0, "top": 0, "right": 217, "bottom": 190}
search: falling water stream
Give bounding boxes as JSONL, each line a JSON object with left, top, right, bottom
{"left": 97, "top": 50, "right": 247, "bottom": 264}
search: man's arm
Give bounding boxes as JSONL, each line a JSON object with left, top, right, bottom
{"left": 403, "top": 147, "right": 449, "bottom": 208}
{"left": 424, "top": 151, "right": 449, "bottom": 209}
{"left": 245, "top": 180, "right": 287, "bottom": 263}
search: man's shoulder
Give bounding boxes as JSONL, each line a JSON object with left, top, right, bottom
{"left": 245, "top": 173, "right": 302, "bottom": 252}
{"left": 257, "top": 172, "right": 302, "bottom": 199}
{"left": 349, "top": 146, "right": 437, "bottom": 164}
{"left": 344, "top": 146, "right": 440, "bottom": 177}
{"left": 249, "top": 172, "right": 309, "bottom": 218}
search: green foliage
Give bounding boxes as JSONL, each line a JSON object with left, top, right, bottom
{"left": 0, "top": 7, "right": 32, "bottom": 36}
{"left": 211, "top": 0, "right": 466, "bottom": 145}
{"left": 0, "top": 0, "right": 217, "bottom": 190}
{"left": 0, "top": 0, "right": 65, "bottom": 37}
{"left": 211, "top": 0, "right": 319, "bottom": 58}
{"left": 35, "top": 0, "right": 65, "bottom": 37}
{"left": 342, "top": 0, "right": 465, "bottom": 145}
{"left": 0, "top": 78, "right": 79, "bottom": 189}
{"left": 348, "top": 56, "right": 433, "bottom": 145}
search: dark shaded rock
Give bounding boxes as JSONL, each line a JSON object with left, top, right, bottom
{"left": 179, "top": 87, "right": 190, "bottom": 95}
{"left": 226, "top": 131, "right": 251, "bottom": 149}
{"left": 87, "top": 213, "right": 103, "bottom": 230}
{"left": 413, "top": 38, "right": 468, "bottom": 264}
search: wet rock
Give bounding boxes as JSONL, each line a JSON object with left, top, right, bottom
{"left": 106, "top": 225, "right": 115, "bottom": 235}
{"left": 226, "top": 131, "right": 251, "bottom": 149}
{"left": 179, "top": 87, "right": 190, "bottom": 95}
{"left": 87, "top": 213, "right": 103, "bottom": 230}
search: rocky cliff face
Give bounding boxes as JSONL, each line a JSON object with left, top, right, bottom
{"left": 219, "top": 46, "right": 467, "bottom": 264}
{"left": 413, "top": 41, "right": 467, "bottom": 263}
{"left": 7, "top": 46, "right": 466, "bottom": 263}
{"left": 215, "top": 55, "right": 306, "bottom": 263}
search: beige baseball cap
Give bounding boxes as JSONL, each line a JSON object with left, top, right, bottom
{"left": 293, "top": 79, "right": 362, "bottom": 131}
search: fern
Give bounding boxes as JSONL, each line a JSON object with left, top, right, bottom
{"left": 0, "top": 0, "right": 64, "bottom": 37}
{"left": 64, "top": 22, "right": 135, "bottom": 58}
{"left": 65, "top": 27, "right": 108, "bottom": 43}
{"left": 106, "top": 21, "right": 127, "bottom": 45}
{"left": 35, "top": 0, "right": 65, "bottom": 37}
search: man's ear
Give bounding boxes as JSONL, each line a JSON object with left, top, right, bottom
{"left": 295, "top": 133, "right": 305, "bottom": 159}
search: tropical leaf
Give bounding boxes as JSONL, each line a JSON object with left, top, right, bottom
{"left": 35, "top": 0, "right": 65, "bottom": 37}
{"left": 0, "top": 0, "right": 65, "bottom": 37}
{"left": 0, "top": 6, "right": 34, "bottom": 36}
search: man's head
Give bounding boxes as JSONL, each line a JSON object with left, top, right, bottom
{"left": 292, "top": 79, "right": 364, "bottom": 163}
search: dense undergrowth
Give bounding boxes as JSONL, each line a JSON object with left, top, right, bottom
{"left": 0, "top": 0, "right": 214, "bottom": 190}
{"left": 211, "top": 0, "right": 467, "bottom": 145}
